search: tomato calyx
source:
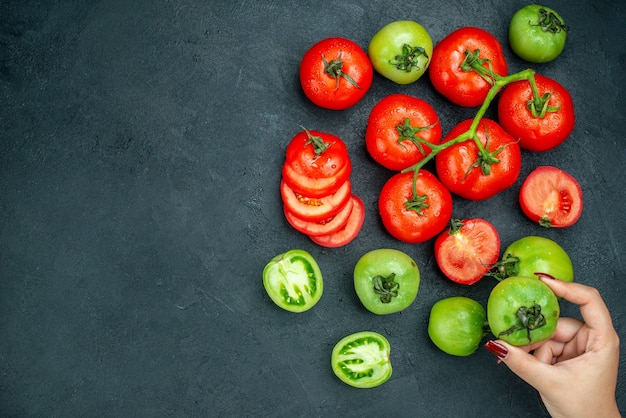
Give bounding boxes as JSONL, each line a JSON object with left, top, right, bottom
{"left": 301, "top": 126, "right": 333, "bottom": 157}
{"left": 487, "top": 253, "right": 520, "bottom": 281}
{"left": 396, "top": 117, "right": 439, "bottom": 154}
{"left": 372, "top": 273, "right": 400, "bottom": 303}
{"left": 461, "top": 49, "right": 499, "bottom": 85}
{"left": 463, "top": 126, "right": 508, "bottom": 178}
{"left": 322, "top": 51, "right": 362, "bottom": 90}
{"left": 389, "top": 43, "right": 429, "bottom": 73}
{"left": 498, "top": 303, "right": 547, "bottom": 344}
{"left": 534, "top": 8, "right": 569, "bottom": 34}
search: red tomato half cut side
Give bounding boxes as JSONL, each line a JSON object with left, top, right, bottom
{"left": 519, "top": 166, "right": 583, "bottom": 228}
{"left": 434, "top": 218, "right": 501, "bottom": 285}
{"left": 309, "top": 195, "right": 365, "bottom": 248}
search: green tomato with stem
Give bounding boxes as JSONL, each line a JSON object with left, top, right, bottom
{"left": 509, "top": 5, "right": 568, "bottom": 63}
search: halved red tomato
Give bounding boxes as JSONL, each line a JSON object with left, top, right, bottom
{"left": 284, "top": 196, "right": 354, "bottom": 236}
{"left": 519, "top": 165, "right": 583, "bottom": 228}
{"left": 309, "top": 196, "right": 365, "bottom": 247}
{"left": 280, "top": 180, "right": 352, "bottom": 222}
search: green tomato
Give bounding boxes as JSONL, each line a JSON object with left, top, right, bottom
{"left": 428, "top": 297, "right": 487, "bottom": 357}
{"left": 488, "top": 276, "right": 560, "bottom": 346}
{"left": 509, "top": 5, "right": 568, "bottom": 63}
{"left": 262, "top": 249, "right": 323, "bottom": 313}
{"left": 492, "top": 236, "right": 574, "bottom": 283}
{"left": 331, "top": 331, "right": 392, "bottom": 388}
{"left": 368, "top": 20, "right": 433, "bottom": 84}
{"left": 353, "top": 248, "right": 420, "bottom": 315}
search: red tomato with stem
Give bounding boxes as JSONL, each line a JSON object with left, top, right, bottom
{"left": 498, "top": 74, "right": 575, "bottom": 152}
{"left": 283, "top": 129, "right": 352, "bottom": 198}
{"left": 436, "top": 119, "right": 521, "bottom": 201}
{"left": 378, "top": 170, "right": 453, "bottom": 243}
{"left": 429, "top": 27, "right": 508, "bottom": 107}
{"left": 519, "top": 166, "right": 583, "bottom": 228}
{"left": 434, "top": 218, "right": 501, "bottom": 285}
{"left": 365, "top": 94, "right": 442, "bottom": 171}
{"left": 300, "top": 37, "right": 373, "bottom": 110}
{"left": 309, "top": 196, "right": 365, "bottom": 248}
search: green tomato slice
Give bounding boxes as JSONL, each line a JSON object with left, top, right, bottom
{"left": 353, "top": 248, "right": 420, "bottom": 315}
{"left": 331, "top": 331, "right": 392, "bottom": 388}
{"left": 487, "top": 276, "right": 560, "bottom": 346}
{"left": 262, "top": 249, "right": 323, "bottom": 313}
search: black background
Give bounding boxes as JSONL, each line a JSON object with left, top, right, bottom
{"left": 1, "top": 0, "right": 625, "bottom": 416}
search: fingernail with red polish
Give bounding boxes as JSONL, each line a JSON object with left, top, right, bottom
{"left": 535, "top": 272, "right": 556, "bottom": 280}
{"left": 484, "top": 340, "right": 508, "bottom": 362}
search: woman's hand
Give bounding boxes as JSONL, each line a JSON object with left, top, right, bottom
{"left": 484, "top": 276, "right": 621, "bottom": 418}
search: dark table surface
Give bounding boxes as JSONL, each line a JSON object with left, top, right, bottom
{"left": 2, "top": 0, "right": 625, "bottom": 416}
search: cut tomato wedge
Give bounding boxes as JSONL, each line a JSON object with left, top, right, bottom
{"left": 434, "top": 218, "right": 500, "bottom": 285}
{"left": 309, "top": 195, "right": 365, "bottom": 248}
{"left": 281, "top": 180, "right": 351, "bottom": 222}
{"left": 284, "top": 195, "right": 354, "bottom": 236}
{"left": 519, "top": 166, "right": 583, "bottom": 228}
{"left": 282, "top": 159, "right": 352, "bottom": 198}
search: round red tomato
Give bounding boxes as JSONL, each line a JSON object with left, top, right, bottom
{"left": 436, "top": 119, "right": 521, "bottom": 201}
{"left": 429, "top": 27, "right": 508, "bottom": 107}
{"left": 300, "top": 37, "right": 373, "bottom": 110}
{"left": 498, "top": 74, "right": 575, "bottom": 152}
{"left": 309, "top": 195, "right": 365, "bottom": 248}
{"left": 378, "top": 170, "right": 453, "bottom": 243}
{"left": 365, "top": 94, "right": 442, "bottom": 171}
{"left": 283, "top": 129, "right": 351, "bottom": 198}
{"left": 434, "top": 218, "right": 500, "bottom": 285}
{"left": 519, "top": 166, "right": 583, "bottom": 228}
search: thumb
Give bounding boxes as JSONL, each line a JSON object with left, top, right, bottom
{"left": 486, "top": 340, "right": 552, "bottom": 392}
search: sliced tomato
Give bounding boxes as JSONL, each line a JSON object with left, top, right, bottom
{"left": 284, "top": 196, "right": 354, "bottom": 236}
{"left": 282, "top": 158, "right": 352, "bottom": 198}
{"left": 519, "top": 165, "right": 583, "bottom": 228}
{"left": 281, "top": 180, "right": 351, "bottom": 222}
{"left": 309, "top": 196, "right": 365, "bottom": 248}
{"left": 434, "top": 218, "right": 500, "bottom": 285}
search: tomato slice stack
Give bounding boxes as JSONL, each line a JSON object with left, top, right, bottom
{"left": 281, "top": 129, "right": 365, "bottom": 247}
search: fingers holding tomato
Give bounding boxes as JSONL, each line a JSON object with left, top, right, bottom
{"left": 300, "top": 37, "right": 373, "bottom": 110}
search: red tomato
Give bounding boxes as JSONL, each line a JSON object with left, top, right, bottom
{"left": 283, "top": 129, "right": 352, "bottom": 198}
{"left": 436, "top": 119, "right": 521, "bottom": 201}
{"left": 365, "top": 94, "right": 442, "bottom": 171}
{"left": 280, "top": 180, "right": 352, "bottom": 222}
{"left": 498, "top": 74, "right": 575, "bottom": 152}
{"left": 284, "top": 195, "right": 354, "bottom": 237}
{"left": 519, "top": 166, "right": 583, "bottom": 228}
{"left": 434, "top": 218, "right": 501, "bottom": 285}
{"left": 378, "top": 170, "right": 453, "bottom": 243}
{"left": 310, "top": 196, "right": 365, "bottom": 248}
{"left": 429, "top": 27, "right": 508, "bottom": 107}
{"left": 300, "top": 37, "right": 373, "bottom": 110}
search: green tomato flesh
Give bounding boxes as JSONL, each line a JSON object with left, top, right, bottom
{"left": 499, "top": 236, "right": 574, "bottom": 283}
{"left": 331, "top": 331, "right": 392, "bottom": 388}
{"left": 488, "top": 276, "right": 560, "bottom": 346}
{"left": 263, "top": 249, "right": 323, "bottom": 313}
{"left": 428, "top": 297, "right": 486, "bottom": 356}
{"left": 368, "top": 20, "right": 433, "bottom": 84}
{"left": 354, "top": 248, "right": 420, "bottom": 315}
{"left": 509, "top": 5, "right": 568, "bottom": 63}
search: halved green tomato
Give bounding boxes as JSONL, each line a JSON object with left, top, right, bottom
{"left": 331, "top": 331, "right": 392, "bottom": 388}
{"left": 262, "top": 249, "right": 323, "bottom": 313}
